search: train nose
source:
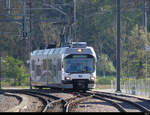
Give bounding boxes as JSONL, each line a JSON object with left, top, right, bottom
{"left": 78, "top": 75, "right": 83, "bottom": 78}
{"left": 73, "top": 79, "right": 88, "bottom": 90}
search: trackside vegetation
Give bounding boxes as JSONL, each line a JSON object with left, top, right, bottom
{"left": 1, "top": 56, "right": 29, "bottom": 86}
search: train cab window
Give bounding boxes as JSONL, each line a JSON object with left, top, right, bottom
{"left": 31, "top": 60, "right": 35, "bottom": 71}
{"left": 64, "top": 54, "right": 95, "bottom": 73}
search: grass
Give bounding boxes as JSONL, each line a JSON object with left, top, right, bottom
{"left": 95, "top": 84, "right": 111, "bottom": 89}
{"left": 2, "top": 86, "right": 30, "bottom": 89}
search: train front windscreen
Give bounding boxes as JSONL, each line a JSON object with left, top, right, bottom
{"left": 64, "top": 54, "right": 95, "bottom": 73}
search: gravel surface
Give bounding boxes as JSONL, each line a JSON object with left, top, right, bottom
{"left": 50, "top": 93, "right": 75, "bottom": 100}
{"left": 72, "top": 98, "right": 119, "bottom": 112}
{"left": 0, "top": 94, "right": 19, "bottom": 112}
{"left": 114, "top": 94, "right": 150, "bottom": 111}
{"left": 104, "top": 97, "right": 141, "bottom": 112}
{"left": 0, "top": 90, "right": 75, "bottom": 112}
{"left": 6, "top": 94, "right": 43, "bottom": 112}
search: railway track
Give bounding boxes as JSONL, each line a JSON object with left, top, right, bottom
{"left": 2, "top": 92, "right": 23, "bottom": 104}
{"left": 1, "top": 89, "right": 150, "bottom": 112}
{"left": 4, "top": 89, "right": 67, "bottom": 112}
{"left": 88, "top": 91, "right": 150, "bottom": 113}
{"left": 64, "top": 92, "right": 93, "bottom": 112}
{"left": 64, "top": 92, "right": 122, "bottom": 112}
{"left": 95, "top": 91, "right": 150, "bottom": 111}
{"left": 1, "top": 89, "right": 95, "bottom": 112}
{"left": 63, "top": 91, "right": 150, "bottom": 112}
{"left": 0, "top": 91, "right": 23, "bottom": 112}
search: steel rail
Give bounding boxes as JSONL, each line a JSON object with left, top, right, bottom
{"left": 64, "top": 92, "right": 126, "bottom": 112}
{"left": 82, "top": 92, "right": 127, "bottom": 112}
{"left": 64, "top": 93, "right": 93, "bottom": 112}
{"left": 4, "top": 89, "right": 65, "bottom": 112}
{"left": 95, "top": 91, "right": 150, "bottom": 103}
{"left": 18, "top": 90, "right": 65, "bottom": 112}
{"left": 3, "top": 92, "right": 23, "bottom": 104}
{"left": 17, "top": 91, "right": 48, "bottom": 112}
{"left": 93, "top": 95, "right": 127, "bottom": 112}
{"left": 91, "top": 91, "right": 150, "bottom": 112}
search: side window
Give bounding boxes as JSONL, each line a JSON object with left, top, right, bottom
{"left": 57, "top": 59, "right": 61, "bottom": 71}
{"left": 48, "top": 59, "right": 52, "bottom": 70}
{"left": 36, "top": 65, "right": 41, "bottom": 76}
{"left": 31, "top": 60, "right": 35, "bottom": 71}
{"left": 42, "top": 59, "right": 47, "bottom": 70}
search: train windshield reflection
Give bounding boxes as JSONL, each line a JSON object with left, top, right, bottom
{"left": 64, "top": 58, "right": 94, "bottom": 73}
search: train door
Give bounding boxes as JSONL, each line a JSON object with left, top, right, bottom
{"left": 57, "top": 57, "right": 62, "bottom": 83}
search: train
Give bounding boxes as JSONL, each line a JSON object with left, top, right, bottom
{"left": 29, "top": 42, "right": 97, "bottom": 91}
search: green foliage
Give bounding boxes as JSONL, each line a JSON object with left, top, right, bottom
{"left": 97, "top": 54, "right": 116, "bottom": 76}
{"left": 121, "top": 25, "right": 148, "bottom": 79}
{"left": 96, "top": 76, "right": 116, "bottom": 85}
{"left": 96, "top": 76, "right": 138, "bottom": 85}
{"left": 2, "top": 56, "right": 29, "bottom": 86}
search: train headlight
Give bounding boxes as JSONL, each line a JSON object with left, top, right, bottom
{"left": 65, "top": 76, "right": 71, "bottom": 80}
{"left": 90, "top": 76, "right": 96, "bottom": 81}
{"left": 77, "top": 48, "right": 83, "bottom": 53}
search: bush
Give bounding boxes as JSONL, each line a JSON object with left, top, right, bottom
{"left": 96, "top": 76, "right": 116, "bottom": 85}
{"left": 2, "top": 56, "right": 30, "bottom": 86}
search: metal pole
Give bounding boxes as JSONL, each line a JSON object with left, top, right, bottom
{"left": 73, "top": 0, "right": 77, "bottom": 42}
{"left": 143, "top": 0, "right": 148, "bottom": 80}
{"left": 74, "top": 0, "right": 76, "bottom": 23}
{"left": 29, "top": 0, "right": 32, "bottom": 89}
{"left": 146, "top": 52, "right": 147, "bottom": 79}
{"left": 0, "top": 55, "right": 1, "bottom": 89}
{"left": 29, "top": 0, "right": 32, "bottom": 52}
{"left": 8, "top": 0, "right": 11, "bottom": 14}
{"left": 23, "top": 0, "right": 27, "bottom": 39}
{"left": 142, "top": 0, "right": 147, "bottom": 32}
{"left": 116, "top": 0, "right": 121, "bottom": 92}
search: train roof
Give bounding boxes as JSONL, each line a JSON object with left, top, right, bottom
{"left": 31, "top": 42, "right": 97, "bottom": 60}
{"left": 31, "top": 46, "right": 95, "bottom": 56}
{"left": 31, "top": 47, "right": 68, "bottom": 56}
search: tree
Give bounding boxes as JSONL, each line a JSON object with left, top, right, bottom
{"left": 97, "top": 54, "right": 116, "bottom": 77}
{"left": 2, "top": 56, "right": 29, "bottom": 86}
{"left": 121, "top": 25, "right": 148, "bottom": 79}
